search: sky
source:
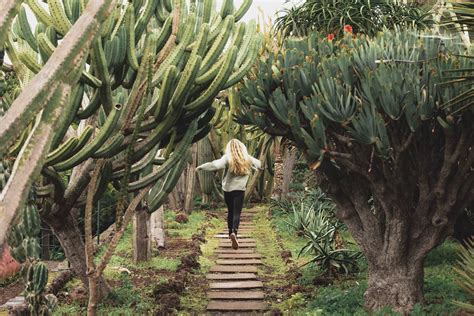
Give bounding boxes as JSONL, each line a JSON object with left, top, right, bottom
{"left": 230, "top": 0, "right": 290, "bottom": 22}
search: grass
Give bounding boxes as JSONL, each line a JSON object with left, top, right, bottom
{"left": 54, "top": 208, "right": 209, "bottom": 315}
{"left": 270, "top": 205, "right": 472, "bottom": 315}
{"left": 179, "top": 209, "right": 225, "bottom": 314}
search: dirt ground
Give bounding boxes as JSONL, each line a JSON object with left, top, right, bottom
{"left": 0, "top": 279, "right": 23, "bottom": 305}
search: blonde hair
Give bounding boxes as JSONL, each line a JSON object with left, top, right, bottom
{"left": 226, "top": 139, "right": 252, "bottom": 176}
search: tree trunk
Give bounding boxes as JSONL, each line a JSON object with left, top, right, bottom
{"left": 41, "top": 223, "right": 51, "bottom": 260}
{"left": 271, "top": 139, "right": 283, "bottom": 200}
{"left": 133, "top": 206, "right": 151, "bottom": 263}
{"left": 44, "top": 209, "right": 110, "bottom": 297}
{"left": 365, "top": 261, "right": 424, "bottom": 313}
{"left": 150, "top": 206, "right": 165, "bottom": 249}
{"left": 281, "top": 145, "right": 297, "bottom": 199}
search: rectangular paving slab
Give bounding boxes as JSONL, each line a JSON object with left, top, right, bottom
{"left": 207, "top": 291, "right": 265, "bottom": 300}
{"left": 214, "top": 249, "right": 256, "bottom": 254}
{"left": 206, "top": 273, "right": 257, "bottom": 280}
{"left": 218, "top": 253, "right": 262, "bottom": 259}
{"left": 219, "top": 238, "right": 256, "bottom": 243}
{"left": 210, "top": 265, "right": 258, "bottom": 273}
{"left": 209, "top": 281, "right": 263, "bottom": 290}
{"left": 216, "top": 259, "right": 262, "bottom": 265}
{"left": 214, "top": 234, "right": 252, "bottom": 239}
{"left": 219, "top": 243, "right": 256, "bottom": 248}
{"left": 207, "top": 300, "right": 268, "bottom": 311}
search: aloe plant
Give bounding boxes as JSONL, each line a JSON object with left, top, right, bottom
{"left": 274, "top": 0, "right": 433, "bottom": 37}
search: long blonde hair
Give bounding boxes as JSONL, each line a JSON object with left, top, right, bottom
{"left": 226, "top": 139, "right": 252, "bottom": 176}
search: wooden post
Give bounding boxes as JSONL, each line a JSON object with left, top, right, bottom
{"left": 150, "top": 206, "right": 165, "bottom": 249}
{"left": 184, "top": 144, "right": 197, "bottom": 213}
{"left": 132, "top": 206, "right": 151, "bottom": 263}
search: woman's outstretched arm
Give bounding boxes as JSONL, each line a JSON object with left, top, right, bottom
{"left": 250, "top": 156, "right": 263, "bottom": 170}
{"left": 196, "top": 155, "right": 228, "bottom": 171}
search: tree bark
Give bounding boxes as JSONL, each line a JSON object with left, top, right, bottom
{"left": 281, "top": 145, "right": 297, "bottom": 199}
{"left": 365, "top": 260, "right": 424, "bottom": 313}
{"left": 271, "top": 139, "right": 283, "bottom": 200}
{"left": 133, "top": 206, "right": 151, "bottom": 263}
{"left": 43, "top": 209, "right": 110, "bottom": 298}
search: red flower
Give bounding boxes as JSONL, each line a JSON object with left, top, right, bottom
{"left": 344, "top": 25, "right": 353, "bottom": 33}
{"left": 327, "top": 33, "right": 335, "bottom": 41}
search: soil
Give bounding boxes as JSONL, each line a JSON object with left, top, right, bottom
{"left": 0, "top": 279, "right": 23, "bottom": 305}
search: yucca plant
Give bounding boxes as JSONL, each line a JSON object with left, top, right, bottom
{"left": 453, "top": 238, "right": 474, "bottom": 312}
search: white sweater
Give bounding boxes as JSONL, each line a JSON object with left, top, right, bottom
{"left": 198, "top": 155, "right": 262, "bottom": 192}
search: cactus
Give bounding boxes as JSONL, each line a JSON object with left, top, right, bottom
{"left": 1, "top": 0, "right": 259, "bottom": 297}
{"left": 7, "top": 192, "right": 57, "bottom": 315}
{"left": 0, "top": 0, "right": 116, "bottom": 249}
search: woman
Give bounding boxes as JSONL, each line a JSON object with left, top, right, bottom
{"left": 196, "top": 139, "right": 262, "bottom": 249}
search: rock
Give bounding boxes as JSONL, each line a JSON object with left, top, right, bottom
{"left": 175, "top": 213, "right": 189, "bottom": 224}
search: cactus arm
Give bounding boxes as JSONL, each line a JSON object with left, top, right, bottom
{"left": 41, "top": 166, "right": 66, "bottom": 204}
{"left": 0, "top": 0, "right": 20, "bottom": 51}
{"left": 147, "top": 153, "right": 188, "bottom": 211}
{"left": 234, "top": 0, "right": 252, "bottom": 22}
{"left": 0, "top": 84, "right": 69, "bottom": 247}
{"left": 0, "top": 0, "right": 115, "bottom": 156}
{"left": 53, "top": 104, "right": 122, "bottom": 171}
{"left": 127, "top": 120, "right": 197, "bottom": 192}
{"left": 25, "top": 0, "right": 54, "bottom": 29}
{"left": 92, "top": 133, "right": 125, "bottom": 158}
{"left": 50, "top": 83, "right": 85, "bottom": 148}
{"left": 91, "top": 39, "right": 113, "bottom": 113}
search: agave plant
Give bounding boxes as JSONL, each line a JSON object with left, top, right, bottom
{"left": 453, "top": 237, "right": 474, "bottom": 312}
{"left": 298, "top": 215, "right": 362, "bottom": 275}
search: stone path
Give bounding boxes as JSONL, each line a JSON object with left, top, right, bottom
{"left": 206, "top": 208, "right": 268, "bottom": 314}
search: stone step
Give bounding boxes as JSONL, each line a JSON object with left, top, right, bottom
{"left": 219, "top": 243, "right": 256, "bottom": 249}
{"left": 218, "top": 253, "right": 262, "bottom": 259}
{"left": 206, "top": 300, "right": 268, "bottom": 311}
{"left": 216, "top": 259, "right": 262, "bottom": 265}
{"left": 214, "top": 234, "right": 252, "bottom": 239}
{"left": 219, "top": 238, "right": 255, "bottom": 243}
{"left": 214, "top": 249, "right": 255, "bottom": 254}
{"left": 218, "top": 232, "right": 254, "bottom": 236}
{"left": 206, "top": 273, "right": 257, "bottom": 280}
{"left": 209, "top": 265, "right": 258, "bottom": 273}
{"left": 207, "top": 290, "right": 265, "bottom": 300}
{"left": 209, "top": 281, "right": 263, "bottom": 290}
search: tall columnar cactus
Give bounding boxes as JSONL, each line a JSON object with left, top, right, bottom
{"left": 1, "top": 0, "right": 260, "bottom": 293}
{"left": 237, "top": 30, "right": 474, "bottom": 312}
{"left": 0, "top": 0, "right": 116, "bottom": 250}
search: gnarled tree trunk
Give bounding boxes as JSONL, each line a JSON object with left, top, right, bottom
{"left": 150, "top": 206, "right": 165, "bottom": 249}
{"left": 43, "top": 208, "right": 110, "bottom": 297}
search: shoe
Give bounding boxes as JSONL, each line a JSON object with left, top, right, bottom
{"left": 230, "top": 233, "right": 239, "bottom": 250}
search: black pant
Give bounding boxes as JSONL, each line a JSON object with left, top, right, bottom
{"left": 224, "top": 190, "right": 245, "bottom": 236}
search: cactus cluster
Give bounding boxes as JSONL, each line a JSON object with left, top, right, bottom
{"left": 7, "top": 193, "right": 57, "bottom": 316}
{"left": 0, "top": 0, "right": 261, "bottom": 246}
